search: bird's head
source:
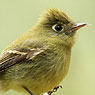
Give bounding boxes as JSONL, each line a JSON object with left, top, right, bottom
{"left": 37, "top": 8, "right": 87, "bottom": 48}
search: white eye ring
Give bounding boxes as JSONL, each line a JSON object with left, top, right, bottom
{"left": 52, "top": 24, "right": 63, "bottom": 32}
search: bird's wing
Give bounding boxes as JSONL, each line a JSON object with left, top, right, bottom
{"left": 0, "top": 48, "right": 44, "bottom": 72}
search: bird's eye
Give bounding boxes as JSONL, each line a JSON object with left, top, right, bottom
{"left": 52, "top": 24, "right": 63, "bottom": 32}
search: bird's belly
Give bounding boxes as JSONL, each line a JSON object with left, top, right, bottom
{"left": 0, "top": 60, "right": 70, "bottom": 94}
{"left": 25, "top": 60, "right": 70, "bottom": 94}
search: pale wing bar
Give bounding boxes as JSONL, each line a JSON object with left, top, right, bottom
{"left": 0, "top": 49, "right": 44, "bottom": 72}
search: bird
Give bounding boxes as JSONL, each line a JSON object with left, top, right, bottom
{"left": 0, "top": 8, "right": 87, "bottom": 95}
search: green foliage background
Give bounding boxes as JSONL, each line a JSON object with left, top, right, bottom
{"left": 0, "top": 0, "right": 95, "bottom": 95}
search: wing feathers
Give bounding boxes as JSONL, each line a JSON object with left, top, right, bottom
{"left": 0, "top": 53, "right": 27, "bottom": 72}
{"left": 0, "top": 48, "right": 45, "bottom": 72}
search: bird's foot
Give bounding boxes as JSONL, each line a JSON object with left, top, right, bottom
{"left": 48, "top": 85, "right": 62, "bottom": 95}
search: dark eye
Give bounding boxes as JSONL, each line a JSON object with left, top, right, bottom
{"left": 52, "top": 24, "right": 63, "bottom": 32}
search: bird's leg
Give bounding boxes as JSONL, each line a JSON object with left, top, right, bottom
{"left": 48, "top": 85, "right": 62, "bottom": 95}
{"left": 22, "top": 86, "right": 34, "bottom": 95}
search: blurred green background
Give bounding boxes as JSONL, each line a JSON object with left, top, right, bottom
{"left": 0, "top": 0, "right": 95, "bottom": 95}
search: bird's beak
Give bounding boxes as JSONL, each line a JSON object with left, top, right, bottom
{"left": 72, "top": 23, "right": 87, "bottom": 31}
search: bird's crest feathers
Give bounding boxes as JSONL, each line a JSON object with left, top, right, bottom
{"left": 39, "top": 8, "right": 73, "bottom": 24}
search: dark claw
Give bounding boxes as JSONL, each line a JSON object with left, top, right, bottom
{"left": 48, "top": 91, "right": 53, "bottom": 95}
{"left": 53, "top": 85, "right": 62, "bottom": 92}
{"left": 48, "top": 86, "right": 62, "bottom": 95}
